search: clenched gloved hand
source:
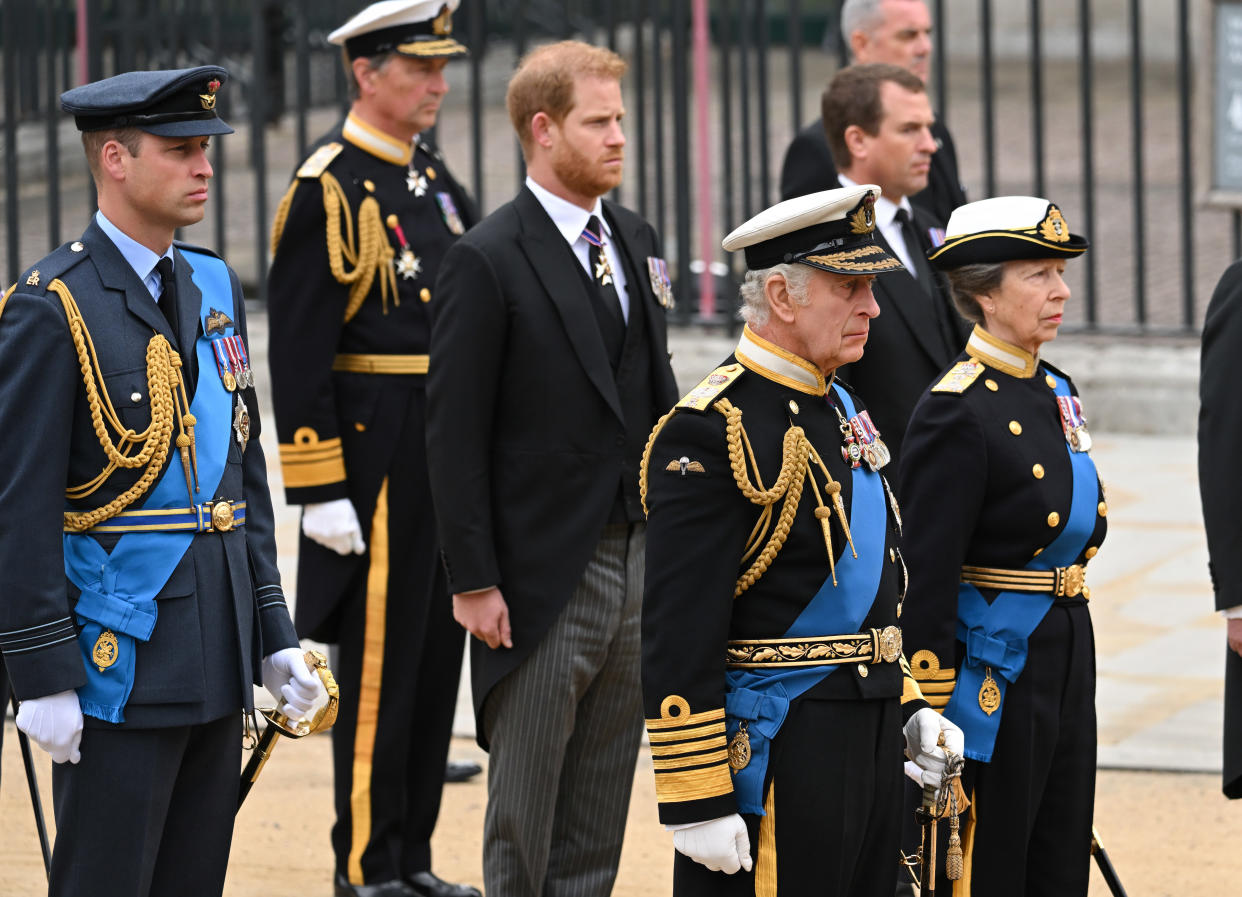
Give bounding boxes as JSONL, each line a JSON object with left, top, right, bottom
{"left": 673, "top": 813, "right": 753, "bottom": 874}
{"left": 903, "top": 706, "right": 965, "bottom": 790}
{"left": 302, "top": 498, "right": 365, "bottom": 556}
{"left": 16, "top": 689, "right": 84, "bottom": 764}
{"left": 261, "top": 648, "right": 323, "bottom": 721}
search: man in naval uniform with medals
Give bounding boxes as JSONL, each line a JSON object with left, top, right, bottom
{"left": 639, "top": 184, "right": 963, "bottom": 896}
{"left": 0, "top": 67, "right": 319, "bottom": 896}
{"left": 266, "top": 2, "right": 479, "bottom": 896}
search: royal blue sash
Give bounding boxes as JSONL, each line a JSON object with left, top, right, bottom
{"left": 942, "top": 370, "right": 1098, "bottom": 761}
{"left": 725, "top": 384, "right": 887, "bottom": 813}
{"left": 64, "top": 250, "right": 236, "bottom": 722}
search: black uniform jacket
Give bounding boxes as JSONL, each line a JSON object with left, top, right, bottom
{"left": 268, "top": 113, "right": 476, "bottom": 506}
{"left": 426, "top": 186, "right": 679, "bottom": 738}
{"left": 836, "top": 203, "right": 969, "bottom": 474}
{"left": 898, "top": 326, "right": 1107, "bottom": 713}
{"left": 779, "top": 116, "right": 966, "bottom": 226}
{"left": 0, "top": 221, "right": 295, "bottom": 727}
{"left": 1198, "top": 259, "right": 1242, "bottom": 798}
{"left": 640, "top": 327, "right": 927, "bottom": 826}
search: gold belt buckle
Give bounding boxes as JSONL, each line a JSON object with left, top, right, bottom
{"left": 1057, "top": 564, "right": 1085, "bottom": 597}
{"left": 209, "top": 500, "right": 236, "bottom": 532}
{"left": 874, "top": 625, "right": 903, "bottom": 664}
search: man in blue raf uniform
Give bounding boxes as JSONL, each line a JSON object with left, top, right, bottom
{"left": 0, "top": 67, "right": 320, "bottom": 897}
{"left": 266, "top": 2, "right": 479, "bottom": 896}
{"left": 639, "top": 185, "right": 963, "bottom": 896}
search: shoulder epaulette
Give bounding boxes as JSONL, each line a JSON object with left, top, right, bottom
{"left": 172, "top": 240, "right": 222, "bottom": 260}
{"left": 931, "top": 358, "right": 984, "bottom": 394}
{"left": 416, "top": 140, "right": 444, "bottom": 162}
{"left": 296, "top": 142, "right": 344, "bottom": 179}
{"left": 17, "top": 241, "right": 91, "bottom": 294}
{"left": 676, "top": 363, "right": 746, "bottom": 412}
{"left": 1040, "top": 359, "right": 1072, "bottom": 384}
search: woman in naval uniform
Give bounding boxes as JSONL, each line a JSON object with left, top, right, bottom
{"left": 898, "top": 196, "right": 1107, "bottom": 897}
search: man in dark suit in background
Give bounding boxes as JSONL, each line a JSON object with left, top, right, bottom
{"left": 780, "top": 0, "right": 966, "bottom": 226}
{"left": 426, "top": 40, "right": 679, "bottom": 897}
{"left": 825, "top": 63, "right": 969, "bottom": 475}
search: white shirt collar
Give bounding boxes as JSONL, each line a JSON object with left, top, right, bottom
{"left": 525, "top": 176, "right": 611, "bottom": 247}
{"left": 95, "top": 210, "right": 173, "bottom": 299}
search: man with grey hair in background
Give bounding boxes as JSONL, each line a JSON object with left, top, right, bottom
{"left": 780, "top": 0, "right": 966, "bottom": 226}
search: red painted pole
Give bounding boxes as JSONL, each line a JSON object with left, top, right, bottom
{"left": 692, "top": 0, "right": 716, "bottom": 319}
{"left": 76, "top": 0, "right": 88, "bottom": 84}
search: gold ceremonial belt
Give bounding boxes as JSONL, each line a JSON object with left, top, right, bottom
{"left": 960, "top": 563, "right": 1089, "bottom": 599}
{"left": 69, "top": 500, "right": 247, "bottom": 534}
{"left": 725, "top": 626, "right": 902, "bottom": 669}
{"left": 332, "top": 353, "right": 429, "bottom": 375}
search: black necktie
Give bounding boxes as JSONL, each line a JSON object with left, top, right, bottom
{"left": 582, "top": 215, "right": 626, "bottom": 366}
{"left": 894, "top": 208, "right": 936, "bottom": 295}
{"left": 155, "top": 257, "right": 179, "bottom": 337}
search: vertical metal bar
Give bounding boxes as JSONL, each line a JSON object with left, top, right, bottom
{"left": 672, "top": 0, "right": 693, "bottom": 313}
{"left": 252, "top": 5, "right": 270, "bottom": 298}
{"left": 46, "top": 0, "right": 62, "bottom": 249}
{"left": 1233, "top": 211, "right": 1242, "bottom": 263}
{"left": 720, "top": 0, "right": 736, "bottom": 233}
{"left": 756, "top": 0, "right": 771, "bottom": 207}
{"left": 515, "top": 0, "right": 529, "bottom": 183}
{"left": 294, "top": 2, "right": 310, "bottom": 159}
{"left": 1129, "top": 0, "right": 1146, "bottom": 326}
{"left": 1178, "top": 0, "right": 1194, "bottom": 329}
{"left": 979, "top": 0, "right": 995, "bottom": 197}
{"left": 634, "top": 3, "right": 648, "bottom": 220}
{"left": 4, "top": 0, "right": 20, "bottom": 283}
{"left": 77, "top": 0, "right": 90, "bottom": 84}
{"left": 933, "top": 0, "right": 946, "bottom": 118}
{"left": 119, "top": 0, "right": 136, "bottom": 71}
{"left": 1029, "top": 0, "right": 1044, "bottom": 198}
{"left": 213, "top": 2, "right": 226, "bottom": 259}
{"left": 692, "top": 0, "right": 716, "bottom": 319}
{"left": 606, "top": 0, "right": 621, "bottom": 206}
{"left": 652, "top": 0, "right": 667, "bottom": 242}
{"left": 739, "top": 0, "right": 753, "bottom": 219}
{"left": 789, "top": 0, "right": 803, "bottom": 132}
{"left": 469, "top": 0, "right": 484, "bottom": 213}
{"left": 1079, "top": 0, "right": 1097, "bottom": 325}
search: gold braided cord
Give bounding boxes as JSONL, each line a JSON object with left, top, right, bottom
{"left": 638, "top": 407, "right": 678, "bottom": 517}
{"left": 269, "top": 180, "right": 299, "bottom": 255}
{"left": 1, "top": 283, "right": 15, "bottom": 317}
{"left": 49, "top": 279, "right": 187, "bottom": 532}
{"left": 320, "top": 172, "right": 396, "bottom": 323}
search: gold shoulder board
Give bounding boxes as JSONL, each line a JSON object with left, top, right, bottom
{"left": 931, "top": 359, "right": 984, "bottom": 394}
{"left": 677, "top": 363, "right": 745, "bottom": 411}
{"left": 296, "top": 142, "right": 344, "bottom": 179}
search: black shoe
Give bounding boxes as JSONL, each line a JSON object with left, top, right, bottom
{"left": 406, "top": 870, "right": 482, "bottom": 897}
{"left": 444, "top": 759, "right": 483, "bottom": 783}
{"left": 334, "top": 872, "right": 417, "bottom": 897}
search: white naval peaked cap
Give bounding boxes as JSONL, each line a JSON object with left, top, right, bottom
{"left": 329, "top": 0, "right": 467, "bottom": 60}
{"left": 929, "top": 195, "right": 1089, "bottom": 269}
{"left": 721, "top": 184, "right": 903, "bottom": 275}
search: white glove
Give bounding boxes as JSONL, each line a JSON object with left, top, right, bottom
{"left": 261, "top": 648, "right": 323, "bottom": 721}
{"left": 903, "top": 707, "right": 965, "bottom": 790}
{"left": 302, "top": 499, "right": 365, "bottom": 556}
{"left": 16, "top": 689, "right": 84, "bottom": 764}
{"left": 672, "top": 814, "right": 753, "bottom": 874}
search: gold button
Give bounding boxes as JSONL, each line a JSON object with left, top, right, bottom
{"left": 889, "top": 548, "right": 896, "bottom": 563}
{"left": 130, "top": 391, "right": 142, "bottom": 403}
{"left": 788, "top": 400, "right": 800, "bottom": 414}
{"left": 354, "top": 422, "right": 366, "bottom": 432}
{"left": 386, "top": 213, "right": 399, "bottom": 229}
{"left": 1032, "top": 463, "right": 1044, "bottom": 479}
{"left": 857, "top": 664, "right": 869, "bottom": 678}
{"left": 1033, "top": 547, "right": 1043, "bottom": 557}
{"left": 420, "top": 288, "right": 431, "bottom": 303}
{"left": 1045, "top": 374, "right": 1057, "bottom": 388}
{"left": 1085, "top": 546, "right": 1098, "bottom": 559}
{"left": 985, "top": 379, "right": 998, "bottom": 391}
{"left": 1009, "top": 420, "right": 1022, "bottom": 435}
{"left": 1047, "top": 511, "right": 1060, "bottom": 527}
{"left": 426, "top": 167, "right": 437, "bottom": 179}
{"left": 71, "top": 241, "right": 84, "bottom": 252}
{"left": 363, "top": 179, "right": 376, "bottom": 193}
{"left": 1098, "top": 501, "right": 1108, "bottom": 516}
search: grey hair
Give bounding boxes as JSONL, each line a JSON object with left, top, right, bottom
{"left": 738, "top": 263, "right": 815, "bottom": 328}
{"left": 841, "top": 0, "right": 888, "bottom": 51}
{"left": 943, "top": 261, "right": 1007, "bottom": 324}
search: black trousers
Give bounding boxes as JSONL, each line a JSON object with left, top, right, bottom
{"left": 49, "top": 713, "right": 241, "bottom": 897}
{"left": 323, "top": 386, "right": 465, "bottom": 885}
{"left": 674, "top": 696, "right": 905, "bottom": 897}
{"left": 907, "top": 602, "right": 1096, "bottom": 897}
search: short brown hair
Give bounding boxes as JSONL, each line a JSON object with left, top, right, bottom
{"left": 821, "top": 63, "right": 925, "bottom": 170}
{"left": 506, "top": 40, "right": 627, "bottom": 158}
{"left": 81, "top": 127, "right": 145, "bottom": 180}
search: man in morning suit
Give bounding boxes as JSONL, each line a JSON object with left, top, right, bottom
{"left": 779, "top": 0, "right": 966, "bottom": 226}
{"left": 825, "top": 63, "right": 969, "bottom": 476}
{"left": 425, "top": 40, "right": 680, "bottom": 897}
{"left": 266, "top": 2, "right": 480, "bottom": 896}
{"left": 0, "top": 67, "right": 320, "bottom": 897}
